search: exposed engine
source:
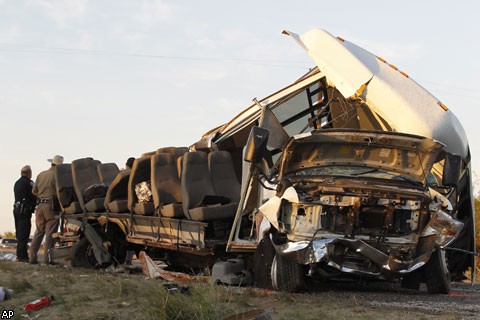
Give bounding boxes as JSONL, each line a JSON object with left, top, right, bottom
{"left": 263, "top": 177, "right": 463, "bottom": 280}
{"left": 278, "top": 181, "right": 428, "bottom": 242}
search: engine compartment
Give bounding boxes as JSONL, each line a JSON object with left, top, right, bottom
{"left": 278, "top": 180, "right": 429, "bottom": 242}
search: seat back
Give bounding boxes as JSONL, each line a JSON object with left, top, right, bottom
{"left": 181, "top": 152, "right": 216, "bottom": 216}
{"left": 208, "top": 151, "right": 241, "bottom": 204}
{"left": 175, "top": 148, "right": 188, "bottom": 177}
{"left": 97, "top": 163, "right": 120, "bottom": 186}
{"left": 156, "top": 146, "right": 177, "bottom": 155}
{"left": 104, "top": 170, "right": 130, "bottom": 212}
{"left": 55, "top": 163, "right": 82, "bottom": 214}
{"left": 128, "top": 156, "right": 153, "bottom": 213}
{"left": 141, "top": 151, "right": 156, "bottom": 157}
{"left": 157, "top": 147, "right": 188, "bottom": 178}
{"left": 176, "top": 156, "right": 184, "bottom": 178}
{"left": 175, "top": 147, "right": 189, "bottom": 158}
{"left": 71, "top": 158, "right": 103, "bottom": 212}
{"left": 151, "top": 153, "right": 182, "bottom": 210}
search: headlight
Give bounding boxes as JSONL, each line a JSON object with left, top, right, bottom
{"left": 422, "top": 206, "right": 463, "bottom": 247}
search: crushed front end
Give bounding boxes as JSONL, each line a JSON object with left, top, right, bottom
{"left": 260, "top": 130, "right": 463, "bottom": 282}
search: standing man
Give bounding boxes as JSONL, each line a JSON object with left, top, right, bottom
{"left": 13, "top": 165, "right": 36, "bottom": 262}
{"left": 29, "top": 155, "right": 64, "bottom": 265}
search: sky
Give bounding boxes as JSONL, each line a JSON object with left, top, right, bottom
{"left": 1, "top": 0, "right": 479, "bottom": 234}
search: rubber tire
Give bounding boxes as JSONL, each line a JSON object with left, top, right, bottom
{"left": 401, "top": 267, "right": 423, "bottom": 290}
{"left": 425, "top": 248, "right": 451, "bottom": 294}
{"left": 271, "top": 254, "right": 305, "bottom": 292}
{"left": 71, "top": 237, "right": 97, "bottom": 269}
{"left": 253, "top": 238, "right": 275, "bottom": 289}
{"left": 104, "top": 223, "right": 129, "bottom": 265}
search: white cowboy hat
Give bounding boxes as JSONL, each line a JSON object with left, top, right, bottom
{"left": 47, "top": 155, "right": 64, "bottom": 165}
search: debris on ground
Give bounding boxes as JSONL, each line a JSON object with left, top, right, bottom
{"left": 212, "top": 259, "right": 253, "bottom": 286}
{"left": 138, "top": 251, "right": 210, "bottom": 283}
{"left": 163, "top": 283, "right": 190, "bottom": 294}
{"left": 105, "top": 264, "right": 126, "bottom": 274}
{"left": 0, "top": 253, "right": 17, "bottom": 261}
{"left": 0, "top": 287, "right": 14, "bottom": 301}
{"left": 25, "top": 295, "right": 54, "bottom": 311}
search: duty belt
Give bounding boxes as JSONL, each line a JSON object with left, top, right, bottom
{"left": 38, "top": 199, "right": 52, "bottom": 204}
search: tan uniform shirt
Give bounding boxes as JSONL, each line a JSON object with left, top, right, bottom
{"left": 32, "top": 166, "right": 56, "bottom": 199}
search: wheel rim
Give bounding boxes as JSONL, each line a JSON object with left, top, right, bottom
{"left": 271, "top": 255, "right": 279, "bottom": 290}
{"left": 439, "top": 249, "right": 451, "bottom": 284}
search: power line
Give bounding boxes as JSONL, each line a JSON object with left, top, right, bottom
{"left": 0, "top": 43, "right": 307, "bottom": 68}
{"left": 437, "top": 92, "right": 480, "bottom": 101}
{"left": 1, "top": 43, "right": 478, "bottom": 99}
{"left": 420, "top": 81, "right": 480, "bottom": 100}
{"left": 420, "top": 80, "right": 479, "bottom": 95}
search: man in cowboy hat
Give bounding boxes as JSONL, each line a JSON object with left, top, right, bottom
{"left": 29, "top": 155, "right": 64, "bottom": 264}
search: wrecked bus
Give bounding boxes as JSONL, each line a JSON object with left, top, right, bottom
{"left": 51, "top": 28, "right": 475, "bottom": 294}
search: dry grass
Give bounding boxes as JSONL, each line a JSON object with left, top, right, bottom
{"left": 0, "top": 262, "right": 239, "bottom": 320}
{"left": 0, "top": 261, "right": 471, "bottom": 320}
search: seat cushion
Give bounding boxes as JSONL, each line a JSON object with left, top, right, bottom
{"left": 134, "top": 201, "right": 155, "bottom": 216}
{"left": 58, "top": 186, "right": 77, "bottom": 208}
{"left": 108, "top": 199, "right": 128, "bottom": 213}
{"left": 188, "top": 202, "right": 237, "bottom": 221}
{"left": 85, "top": 197, "right": 106, "bottom": 212}
{"left": 63, "top": 201, "right": 83, "bottom": 214}
{"left": 160, "top": 203, "right": 184, "bottom": 218}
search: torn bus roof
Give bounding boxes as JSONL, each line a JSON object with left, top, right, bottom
{"left": 283, "top": 28, "right": 468, "bottom": 158}
{"left": 196, "top": 28, "right": 469, "bottom": 160}
{"left": 193, "top": 68, "right": 324, "bottom": 150}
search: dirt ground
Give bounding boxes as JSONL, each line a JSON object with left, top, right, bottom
{"left": 1, "top": 249, "right": 479, "bottom": 320}
{"left": 303, "top": 280, "right": 480, "bottom": 319}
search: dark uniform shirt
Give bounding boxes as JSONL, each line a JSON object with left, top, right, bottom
{"left": 14, "top": 175, "right": 36, "bottom": 210}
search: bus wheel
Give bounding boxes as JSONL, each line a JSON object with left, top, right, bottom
{"left": 425, "top": 248, "right": 451, "bottom": 294}
{"left": 271, "top": 253, "right": 305, "bottom": 292}
{"left": 71, "top": 237, "right": 97, "bottom": 269}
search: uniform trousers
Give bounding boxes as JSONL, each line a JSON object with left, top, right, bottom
{"left": 29, "top": 203, "right": 59, "bottom": 264}
{"left": 14, "top": 210, "right": 31, "bottom": 261}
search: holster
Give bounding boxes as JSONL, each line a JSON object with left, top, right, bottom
{"left": 13, "top": 202, "right": 21, "bottom": 215}
{"left": 14, "top": 201, "right": 33, "bottom": 215}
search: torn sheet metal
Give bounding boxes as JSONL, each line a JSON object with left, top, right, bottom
{"left": 258, "top": 186, "right": 299, "bottom": 230}
{"left": 284, "top": 28, "right": 468, "bottom": 158}
{"left": 138, "top": 251, "right": 209, "bottom": 283}
{"left": 279, "top": 130, "right": 444, "bottom": 183}
{"left": 272, "top": 236, "right": 436, "bottom": 275}
{"left": 282, "top": 29, "right": 373, "bottom": 99}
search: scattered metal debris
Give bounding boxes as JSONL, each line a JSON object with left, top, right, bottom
{"left": 212, "top": 259, "right": 253, "bottom": 286}
{"left": 138, "top": 251, "right": 209, "bottom": 283}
